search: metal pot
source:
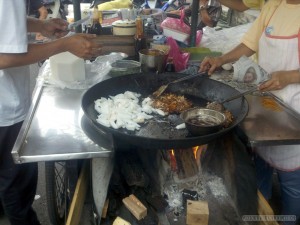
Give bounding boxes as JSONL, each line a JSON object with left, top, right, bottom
{"left": 139, "top": 49, "right": 167, "bottom": 73}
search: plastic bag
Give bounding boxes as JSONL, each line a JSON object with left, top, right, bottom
{"left": 200, "top": 23, "right": 252, "bottom": 53}
{"left": 38, "top": 52, "right": 125, "bottom": 89}
{"left": 166, "top": 37, "right": 190, "bottom": 72}
{"left": 161, "top": 10, "right": 191, "bottom": 34}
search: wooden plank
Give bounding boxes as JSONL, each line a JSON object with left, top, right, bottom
{"left": 66, "top": 160, "right": 90, "bottom": 225}
{"left": 257, "top": 190, "right": 279, "bottom": 225}
{"left": 122, "top": 194, "right": 147, "bottom": 220}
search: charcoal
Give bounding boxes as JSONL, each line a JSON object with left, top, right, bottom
{"left": 120, "top": 153, "right": 150, "bottom": 187}
{"left": 182, "top": 189, "right": 199, "bottom": 207}
{"left": 135, "top": 206, "right": 159, "bottom": 225}
{"left": 146, "top": 195, "right": 169, "bottom": 212}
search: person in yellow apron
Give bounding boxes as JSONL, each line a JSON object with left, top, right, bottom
{"left": 199, "top": 0, "right": 300, "bottom": 224}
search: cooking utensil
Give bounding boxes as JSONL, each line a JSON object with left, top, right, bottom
{"left": 81, "top": 72, "right": 249, "bottom": 149}
{"left": 67, "top": 16, "right": 90, "bottom": 30}
{"left": 153, "top": 71, "right": 208, "bottom": 97}
{"left": 207, "top": 86, "right": 258, "bottom": 111}
{"left": 180, "top": 108, "right": 226, "bottom": 136}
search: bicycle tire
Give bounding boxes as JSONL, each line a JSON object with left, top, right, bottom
{"left": 45, "top": 161, "right": 69, "bottom": 225}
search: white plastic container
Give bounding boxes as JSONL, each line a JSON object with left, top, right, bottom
{"left": 163, "top": 27, "right": 189, "bottom": 42}
{"left": 49, "top": 52, "right": 86, "bottom": 82}
{"left": 112, "top": 20, "right": 136, "bottom": 36}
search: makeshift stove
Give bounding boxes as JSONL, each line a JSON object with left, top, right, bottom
{"left": 93, "top": 132, "right": 258, "bottom": 225}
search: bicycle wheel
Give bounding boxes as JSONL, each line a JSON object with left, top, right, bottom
{"left": 45, "top": 161, "right": 79, "bottom": 225}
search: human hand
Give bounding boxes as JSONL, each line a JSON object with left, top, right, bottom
{"left": 199, "top": 56, "right": 223, "bottom": 75}
{"left": 64, "top": 34, "right": 103, "bottom": 60}
{"left": 168, "top": 10, "right": 180, "bottom": 15}
{"left": 258, "top": 70, "right": 297, "bottom": 92}
{"left": 40, "top": 18, "right": 69, "bottom": 39}
{"left": 200, "top": 0, "right": 209, "bottom": 7}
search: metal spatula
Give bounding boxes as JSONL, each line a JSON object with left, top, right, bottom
{"left": 207, "top": 86, "right": 259, "bottom": 111}
{"left": 153, "top": 72, "right": 208, "bottom": 97}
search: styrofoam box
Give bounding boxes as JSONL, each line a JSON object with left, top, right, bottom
{"left": 163, "top": 27, "right": 189, "bottom": 42}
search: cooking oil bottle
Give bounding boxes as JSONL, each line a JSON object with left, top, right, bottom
{"left": 135, "top": 16, "right": 146, "bottom": 60}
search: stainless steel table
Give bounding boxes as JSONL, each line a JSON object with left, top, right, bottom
{"left": 210, "top": 72, "right": 300, "bottom": 147}
{"left": 12, "top": 82, "right": 113, "bottom": 164}
{"left": 240, "top": 93, "right": 300, "bottom": 146}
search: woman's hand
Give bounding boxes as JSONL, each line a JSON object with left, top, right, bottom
{"left": 199, "top": 56, "right": 223, "bottom": 75}
{"left": 259, "top": 70, "right": 300, "bottom": 92}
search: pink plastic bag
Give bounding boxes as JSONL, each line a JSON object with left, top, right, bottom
{"left": 166, "top": 37, "right": 190, "bottom": 72}
{"left": 161, "top": 10, "right": 191, "bottom": 34}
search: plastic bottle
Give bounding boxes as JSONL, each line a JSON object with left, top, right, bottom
{"left": 165, "top": 57, "right": 175, "bottom": 72}
{"left": 89, "top": 6, "right": 102, "bottom": 35}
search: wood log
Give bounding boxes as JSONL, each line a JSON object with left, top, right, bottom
{"left": 101, "top": 199, "right": 109, "bottom": 219}
{"left": 173, "top": 148, "right": 198, "bottom": 179}
{"left": 122, "top": 194, "right": 147, "bottom": 220}
{"left": 66, "top": 160, "right": 89, "bottom": 225}
{"left": 186, "top": 200, "right": 209, "bottom": 225}
{"left": 113, "top": 216, "right": 131, "bottom": 225}
{"left": 257, "top": 191, "right": 279, "bottom": 225}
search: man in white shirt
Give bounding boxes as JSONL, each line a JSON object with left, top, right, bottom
{"left": 0, "top": 1, "right": 103, "bottom": 224}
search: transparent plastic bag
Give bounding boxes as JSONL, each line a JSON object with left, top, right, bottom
{"left": 200, "top": 23, "right": 252, "bottom": 53}
{"left": 38, "top": 52, "right": 126, "bottom": 89}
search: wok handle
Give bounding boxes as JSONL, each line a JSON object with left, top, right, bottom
{"left": 171, "top": 71, "right": 208, "bottom": 84}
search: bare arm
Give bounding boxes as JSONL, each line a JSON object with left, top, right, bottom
{"left": 199, "top": 0, "right": 214, "bottom": 27}
{"left": 27, "top": 17, "right": 68, "bottom": 38}
{"left": 0, "top": 34, "right": 103, "bottom": 69}
{"left": 200, "top": 43, "right": 255, "bottom": 75}
{"left": 199, "top": 8, "right": 215, "bottom": 27}
{"left": 221, "top": 43, "right": 255, "bottom": 64}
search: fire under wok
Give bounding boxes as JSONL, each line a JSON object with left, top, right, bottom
{"left": 81, "top": 72, "right": 249, "bottom": 149}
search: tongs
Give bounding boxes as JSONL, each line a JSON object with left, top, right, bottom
{"left": 153, "top": 72, "right": 208, "bottom": 97}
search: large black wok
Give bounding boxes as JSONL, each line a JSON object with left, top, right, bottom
{"left": 82, "top": 72, "right": 249, "bottom": 149}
